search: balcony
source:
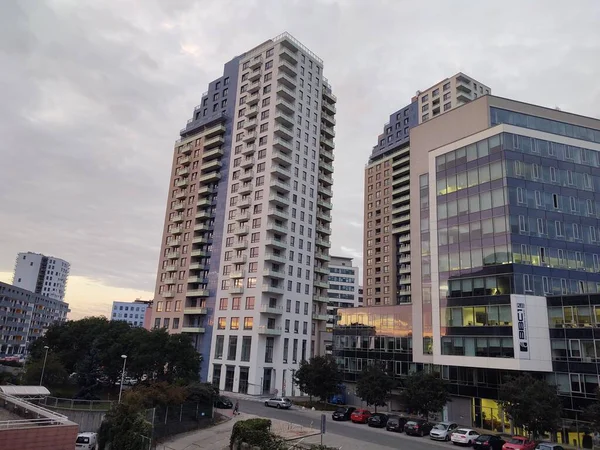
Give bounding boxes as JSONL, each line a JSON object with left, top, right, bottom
{"left": 322, "top": 101, "right": 336, "bottom": 115}
{"left": 315, "top": 238, "right": 331, "bottom": 248}
{"left": 267, "top": 208, "right": 288, "bottom": 220}
{"left": 264, "top": 253, "right": 286, "bottom": 264}
{"left": 312, "top": 313, "right": 328, "bottom": 321}
{"left": 320, "top": 136, "right": 335, "bottom": 150}
{"left": 178, "top": 167, "right": 190, "bottom": 178}
{"left": 231, "top": 254, "right": 247, "bottom": 264}
{"left": 164, "top": 276, "right": 176, "bottom": 285}
{"left": 314, "top": 279, "right": 329, "bottom": 289}
{"left": 187, "top": 289, "right": 209, "bottom": 297}
{"left": 258, "top": 326, "right": 282, "bottom": 336}
{"left": 197, "top": 197, "right": 213, "bottom": 208}
{"left": 322, "top": 113, "right": 336, "bottom": 127}
{"left": 271, "top": 164, "right": 291, "bottom": 179}
{"left": 265, "top": 237, "right": 287, "bottom": 249}
{"left": 171, "top": 225, "right": 183, "bottom": 235}
{"left": 197, "top": 185, "right": 217, "bottom": 196}
{"left": 189, "top": 262, "right": 208, "bottom": 271}
{"left": 399, "top": 265, "right": 411, "bottom": 274}
{"left": 242, "top": 144, "right": 256, "bottom": 156}
{"left": 262, "top": 283, "right": 284, "bottom": 294}
{"left": 321, "top": 125, "right": 335, "bottom": 140}
{"left": 274, "top": 124, "right": 293, "bottom": 141}
{"left": 175, "top": 190, "right": 187, "bottom": 200}
{"left": 263, "top": 269, "right": 285, "bottom": 279}
{"left": 316, "top": 211, "right": 332, "bottom": 222}
{"left": 233, "top": 240, "right": 248, "bottom": 250}
{"left": 260, "top": 304, "right": 284, "bottom": 315}
{"left": 248, "top": 69, "right": 261, "bottom": 82}
{"left": 273, "top": 137, "right": 293, "bottom": 153}
{"left": 239, "top": 183, "right": 253, "bottom": 195}
{"left": 199, "top": 171, "right": 221, "bottom": 184}
{"left": 234, "top": 225, "right": 249, "bottom": 235}
{"left": 319, "top": 185, "right": 333, "bottom": 197}
{"left": 277, "top": 72, "right": 296, "bottom": 89}
{"left": 188, "top": 276, "right": 207, "bottom": 283}
{"left": 266, "top": 222, "right": 287, "bottom": 234}
{"left": 246, "top": 105, "right": 259, "bottom": 118}
{"left": 191, "top": 249, "right": 209, "bottom": 257}
{"left": 271, "top": 179, "right": 290, "bottom": 193}
{"left": 276, "top": 97, "right": 295, "bottom": 115}
{"left": 398, "top": 233, "right": 411, "bottom": 243}
{"left": 230, "top": 286, "right": 244, "bottom": 295}
{"left": 323, "top": 88, "right": 337, "bottom": 103}
{"left": 239, "top": 170, "right": 254, "bottom": 182}
{"left": 247, "top": 93, "right": 260, "bottom": 106}
{"left": 240, "top": 157, "right": 254, "bottom": 169}
{"left": 314, "top": 265, "right": 328, "bottom": 275}
{"left": 243, "top": 132, "right": 257, "bottom": 143}
{"left": 165, "top": 264, "right": 178, "bottom": 272}
{"left": 268, "top": 193, "right": 288, "bottom": 207}
{"left": 201, "top": 159, "right": 222, "bottom": 173}
{"left": 319, "top": 160, "right": 334, "bottom": 174}
{"left": 184, "top": 307, "right": 208, "bottom": 315}
{"left": 249, "top": 57, "right": 262, "bottom": 69}
{"left": 274, "top": 110, "right": 294, "bottom": 128}
{"left": 244, "top": 118, "right": 258, "bottom": 130}
{"left": 204, "top": 123, "right": 226, "bottom": 138}
{"left": 316, "top": 224, "right": 331, "bottom": 235}
{"left": 247, "top": 81, "right": 261, "bottom": 94}
{"left": 163, "top": 290, "right": 175, "bottom": 298}
{"left": 313, "top": 294, "right": 329, "bottom": 303}
{"left": 315, "top": 251, "right": 330, "bottom": 261}
{"left": 168, "top": 239, "right": 182, "bottom": 248}
{"left": 172, "top": 213, "right": 184, "bottom": 223}
{"left": 202, "top": 147, "right": 223, "bottom": 160}
{"left": 237, "top": 198, "right": 252, "bottom": 208}
{"left": 230, "top": 270, "right": 245, "bottom": 279}
{"left": 276, "top": 84, "right": 295, "bottom": 102}
{"left": 175, "top": 179, "right": 188, "bottom": 189}
{"left": 457, "top": 93, "right": 471, "bottom": 103}
{"left": 279, "top": 47, "right": 298, "bottom": 65}
{"left": 167, "top": 251, "right": 180, "bottom": 260}
{"left": 317, "top": 198, "right": 333, "bottom": 210}
{"left": 182, "top": 327, "right": 205, "bottom": 333}
{"left": 319, "top": 172, "right": 333, "bottom": 186}
{"left": 195, "top": 210, "right": 212, "bottom": 220}
{"left": 236, "top": 211, "right": 250, "bottom": 222}
{"left": 278, "top": 59, "right": 297, "bottom": 76}
{"left": 181, "top": 144, "right": 193, "bottom": 155}
{"left": 193, "top": 223, "right": 211, "bottom": 233}
{"left": 204, "top": 135, "right": 224, "bottom": 149}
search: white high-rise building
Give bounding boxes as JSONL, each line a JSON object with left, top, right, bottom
{"left": 150, "top": 33, "right": 336, "bottom": 395}
{"left": 326, "top": 256, "right": 360, "bottom": 331}
{"left": 13, "top": 252, "right": 70, "bottom": 301}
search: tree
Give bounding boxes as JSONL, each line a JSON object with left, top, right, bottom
{"left": 498, "top": 374, "right": 562, "bottom": 438}
{"left": 23, "top": 354, "right": 68, "bottom": 387}
{"left": 585, "top": 388, "right": 600, "bottom": 430}
{"left": 293, "top": 355, "right": 342, "bottom": 402}
{"left": 400, "top": 371, "right": 450, "bottom": 418}
{"left": 356, "top": 364, "right": 394, "bottom": 412}
{"left": 98, "top": 401, "right": 152, "bottom": 450}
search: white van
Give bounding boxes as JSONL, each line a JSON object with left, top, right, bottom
{"left": 75, "top": 432, "right": 98, "bottom": 449}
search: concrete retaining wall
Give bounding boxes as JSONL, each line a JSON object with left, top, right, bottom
{"left": 43, "top": 406, "right": 106, "bottom": 432}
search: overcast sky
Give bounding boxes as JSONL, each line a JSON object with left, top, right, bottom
{"left": 1, "top": 0, "right": 599, "bottom": 318}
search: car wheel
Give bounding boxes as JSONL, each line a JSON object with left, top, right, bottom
{"left": 446, "top": 436, "right": 450, "bottom": 442}
{"left": 453, "top": 442, "right": 457, "bottom": 446}
{"left": 264, "top": 402, "right": 269, "bottom": 407}
{"left": 276, "top": 404, "right": 281, "bottom": 409}
{"left": 420, "top": 431, "right": 424, "bottom": 437}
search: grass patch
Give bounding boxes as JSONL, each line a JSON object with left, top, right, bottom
{"left": 293, "top": 400, "right": 341, "bottom": 411}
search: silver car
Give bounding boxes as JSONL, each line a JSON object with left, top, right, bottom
{"left": 264, "top": 397, "right": 292, "bottom": 409}
{"left": 430, "top": 422, "right": 459, "bottom": 441}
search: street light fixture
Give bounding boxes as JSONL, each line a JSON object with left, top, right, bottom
{"left": 39, "top": 346, "right": 49, "bottom": 386}
{"left": 118, "top": 354, "right": 128, "bottom": 403}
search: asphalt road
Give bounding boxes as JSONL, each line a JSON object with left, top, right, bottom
{"left": 237, "top": 399, "right": 462, "bottom": 450}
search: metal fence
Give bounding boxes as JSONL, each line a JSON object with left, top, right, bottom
{"left": 147, "top": 402, "right": 214, "bottom": 443}
{"left": 38, "top": 396, "right": 113, "bottom": 411}
{"left": 0, "top": 393, "right": 71, "bottom": 429}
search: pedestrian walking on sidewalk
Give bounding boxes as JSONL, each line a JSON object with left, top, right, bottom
{"left": 233, "top": 401, "right": 239, "bottom": 416}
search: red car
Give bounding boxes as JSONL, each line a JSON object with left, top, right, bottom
{"left": 503, "top": 436, "right": 536, "bottom": 450}
{"left": 350, "top": 409, "right": 372, "bottom": 424}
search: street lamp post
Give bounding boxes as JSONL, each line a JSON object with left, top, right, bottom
{"left": 118, "top": 354, "right": 127, "bottom": 403}
{"left": 39, "top": 346, "right": 49, "bottom": 386}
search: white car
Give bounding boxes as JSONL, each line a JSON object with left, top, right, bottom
{"left": 76, "top": 432, "right": 98, "bottom": 449}
{"left": 430, "top": 422, "right": 459, "bottom": 441}
{"left": 264, "top": 397, "right": 292, "bottom": 409}
{"left": 451, "top": 428, "right": 480, "bottom": 446}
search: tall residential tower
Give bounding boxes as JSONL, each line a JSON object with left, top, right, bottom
{"left": 13, "top": 252, "right": 70, "bottom": 302}
{"left": 150, "top": 33, "right": 336, "bottom": 392}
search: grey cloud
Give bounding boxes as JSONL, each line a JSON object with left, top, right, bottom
{"left": 1, "top": 0, "right": 599, "bottom": 303}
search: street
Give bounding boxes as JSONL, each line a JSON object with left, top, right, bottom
{"left": 236, "top": 399, "right": 460, "bottom": 450}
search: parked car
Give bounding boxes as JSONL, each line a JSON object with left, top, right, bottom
{"left": 535, "top": 443, "right": 565, "bottom": 450}
{"left": 350, "top": 409, "right": 371, "bottom": 424}
{"left": 367, "top": 413, "right": 388, "bottom": 428}
{"left": 451, "top": 428, "right": 481, "bottom": 446}
{"left": 214, "top": 396, "right": 233, "bottom": 409}
{"left": 473, "top": 434, "right": 506, "bottom": 450}
{"left": 332, "top": 406, "right": 356, "bottom": 421}
{"left": 264, "top": 397, "right": 292, "bottom": 409}
{"left": 404, "top": 419, "right": 434, "bottom": 437}
{"left": 386, "top": 415, "right": 408, "bottom": 432}
{"left": 503, "top": 436, "right": 536, "bottom": 450}
{"left": 75, "top": 432, "right": 98, "bottom": 449}
{"left": 430, "top": 422, "right": 459, "bottom": 441}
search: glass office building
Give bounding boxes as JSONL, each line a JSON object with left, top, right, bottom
{"left": 335, "top": 91, "right": 600, "bottom": 442}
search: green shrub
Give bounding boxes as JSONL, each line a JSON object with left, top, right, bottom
{"left": 230, "top": 418, "right": 273, "bottom": 449}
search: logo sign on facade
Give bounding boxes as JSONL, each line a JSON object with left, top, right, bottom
{"left": 516, "top": 302, "right": 529, "bottom": 359}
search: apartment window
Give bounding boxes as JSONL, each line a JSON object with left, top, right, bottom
{"left": 422, "top": 113, "right": 429, "bottom": 121}
{"left": 232, "top": 297, "right": 240, "bottom": 310}
{"left": 245, "top": 296, "right": 255, "bottom": 310}
{"left": 227, "top": 336, "right": 237, "bottom": 360}
{"left": 241, "top": 337, "right": 252, "bottom": 362}
{"left": 219, "top": 298, "right": 227, "bottom": 310}
{"left": 217, "top": 317, "right": 226, "bottom": 329}
{"left": 230, "top": 317, "right": 239, "bottom": 330}
{"left": 444, "top": 102, "right": 451, "bottom": 111}
{"left": 244, "top": 317, "right": 253, "bottom": 330}
{"left": 214, "top": 335, "right": 224, "bottom": 359}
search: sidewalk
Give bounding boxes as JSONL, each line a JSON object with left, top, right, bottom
{"left": 158, "top": 412, "right": 319, "bottom": 450}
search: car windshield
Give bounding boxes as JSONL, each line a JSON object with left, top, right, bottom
{"left": 433, "top": 424, "right": 447, "bottom": 430}
{"left": 283, "top": 398, "right": 291, "bottom": 402}
{"left": 76, "top": 437, "right": 90, "bottom": 444}
{"left": 456, "top": 429, "right": 469, "bottom": 434}
{"left": 335, "top": 407, "right": 345, "bottom": 413}
{"left": 510, "top": 438, "right": 526, "bottom": 444}
{"left": 406, "top": 421, "right": 417, "bottom": 425}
